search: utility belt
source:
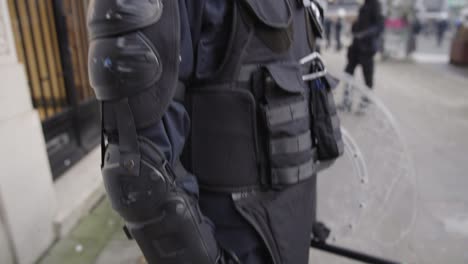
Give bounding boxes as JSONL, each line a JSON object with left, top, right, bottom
{"left": 186, "top": 60, "right": 343, "bottom": 193}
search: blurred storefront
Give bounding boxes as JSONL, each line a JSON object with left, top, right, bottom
{"left": 0, "top": 1, "right": 102, "bottom": 263}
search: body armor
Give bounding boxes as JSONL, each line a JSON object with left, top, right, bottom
{"left": 184, "top": 1, "right": 343, "bottom": 263}
{"left": 186, "top": 0, "right": 342, "bottom": 192}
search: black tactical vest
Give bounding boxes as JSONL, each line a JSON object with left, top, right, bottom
{"left": 183, "top": 0, "right": 342, "bottom": 192}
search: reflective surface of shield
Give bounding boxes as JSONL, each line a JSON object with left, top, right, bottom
{"left": 314, "top": 72, "right": 418, "bottom": 263}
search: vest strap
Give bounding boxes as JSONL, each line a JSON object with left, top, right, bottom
{"left": 266, "top": 101, "right": 308, "bottom": 127}
{"left": 270, "top": 131, "right": 312, "bottom": 155}
{"left": 114, "top": 98, "right": 141, "bottom": 177}
{"left": 271, "top": 156, "right": 317, "bottom": 186}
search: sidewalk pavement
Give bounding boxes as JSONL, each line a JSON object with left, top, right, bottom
{"left": 37, "top": 198, "right": 142, "bottom": 264}
{"left": 435, "top": 63, "right": 468, "bottom": 79}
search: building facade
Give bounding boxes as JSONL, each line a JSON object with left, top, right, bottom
{"left": 0, "top": 0, "right": 102, "bottom": 263}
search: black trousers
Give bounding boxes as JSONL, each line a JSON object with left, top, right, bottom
{"left": 199, "top": 191, "right": 271, "bottom": 264}
{"left": 199, "top": 175, "right": 318, "bottom": 264}
{"left": 345, "top": 51, "right": 375, "bottom": 89}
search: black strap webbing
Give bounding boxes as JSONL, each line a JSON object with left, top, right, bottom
{"left": 266, "top": 101, "right": 308, "bottom": 127}
{"left": 113, "top": 98, "right": 141, "bottom": 176}
{"left": 238, "top": 64, "right": 260, "bottom": 82}
{"left": 271, "top": 158, "right": 316, "bottom": 186}
{"left": 310, "top": 240, "right": 402, "bottom": 264}
{"left": 270, "top": 131, "right": 312, "bottom": 155}
{"left": 304, "top": 6, "right": 317, "bottom": 50}
{"left": 100, "top": 102, "right": 105, "bottom": 168}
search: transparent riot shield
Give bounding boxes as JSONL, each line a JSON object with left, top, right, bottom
{"left": 310, "top": 72, "right": 418, "bottom": 264}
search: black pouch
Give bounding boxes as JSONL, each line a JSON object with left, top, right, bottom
{"left": 189, "top": 85, "right": 260, "bottom": 192}
{"left": 310, "top": 74, "right": 344, "bottom": 161}
{"left": 239, "top": 0, "right": 294, "bottom": 53}
{"left": 260, "top": 63, "right": 317, "bottom": 188}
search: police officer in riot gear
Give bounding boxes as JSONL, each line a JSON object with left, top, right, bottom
{"left": 87, "top": 0, "right": 342, "bottom": 263}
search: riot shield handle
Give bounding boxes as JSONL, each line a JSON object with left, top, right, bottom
{"left": 310, "top": 240, "right": 403, "bottom": 264}
{"left": 310, "top": 239, "right": 403, "bottom": 264}
{"left": 310, "top": 222, "right": 403, "bottom": 264}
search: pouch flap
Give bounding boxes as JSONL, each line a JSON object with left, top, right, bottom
{"left": 266, "top": 63, "right": 305, "bottom": 94}
{"left": 242, "top": 0, "right": 292, "bottom": 29}
{"left": 87, "top": 0, "right": 163, "bottom": 39}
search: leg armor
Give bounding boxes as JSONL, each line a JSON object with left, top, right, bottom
{"left": 87, "top": 1, "right": 235, "bottom": 263}
{"left": 103, "top": 139, "right": 234, "bottom": 264}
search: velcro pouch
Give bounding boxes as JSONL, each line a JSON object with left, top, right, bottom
{"left": 239, "top": 0, "right": 294, "bottom": 53}
{"left": 189, "top": 85, "right": 260, "bottom": 192}
{"left": 262, "top": 63, "right": 317, "bottom": 188}
{"left": 310, "top": 76, "right": 344, "bottom": 161}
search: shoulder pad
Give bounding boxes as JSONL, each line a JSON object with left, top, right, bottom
{"left": 87, "top": 0, "right": 163, "bottom": 39}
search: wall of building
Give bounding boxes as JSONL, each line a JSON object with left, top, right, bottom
{"left": 0, "top": 0, "right": 57, "bottom": 263}
{"left": 0, "top": 205, "right": 14, "bottom": 264}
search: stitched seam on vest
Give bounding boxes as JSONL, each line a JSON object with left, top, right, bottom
{"left": 271, "top": 159, "right": 315, "bottom": 185}
{"left": 266, "top": 101, "right": 308, "bottom": 126}
{"left": 270, "top": 131, "right": 312, "bottom": 155}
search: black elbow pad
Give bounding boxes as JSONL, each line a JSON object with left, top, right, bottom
{"left": 87, "top": 0, "right": 180, "bottom": 129}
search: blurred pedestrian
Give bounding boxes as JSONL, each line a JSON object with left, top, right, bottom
{"left": 335, "top": 18, "right": 343, "bottom": 51}
{"left": 324, "top": 17, "right": 332, "bottom": 49}
{"left": 436, "top": 13, "right": 449, "bottom": 47}
{"left": 335, "top": 9, "right": 346, "bottom": 51}
{"left": 341, "top": 0, "right": 384, "bottom": 113}
{"left": 406, "top": 13, "right": 422, "bottom": 56}
{"left": 319, "top": 0, "right": 332, "bottom": 49}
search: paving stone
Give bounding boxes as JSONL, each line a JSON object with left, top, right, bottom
{"left": 37, "top": 199, "right": 122, "bottom": 264}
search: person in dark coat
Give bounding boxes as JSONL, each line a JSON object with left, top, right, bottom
{"left": 436, "top": 16, "right": 449, "bottom": 47}
{"left": 341, "top": 0, "right": 384, "bottom": 112}
{"left": 407, "top": 13, "right": 422, "bottom": 56}
{"left": 335, "top": 17, "right": 343, "bottom": 51}
{"left": 324, "top": 17, "right": 332, "bottom": 49}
